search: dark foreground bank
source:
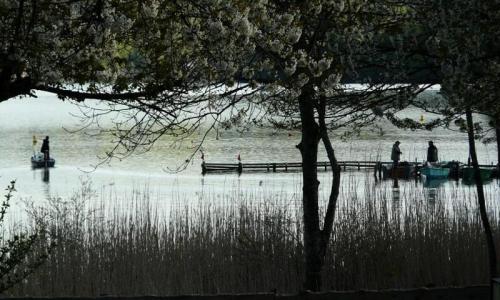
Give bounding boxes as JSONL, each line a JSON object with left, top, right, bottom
{"left": 4, "top": 286, "right": 490, "bottom": 300}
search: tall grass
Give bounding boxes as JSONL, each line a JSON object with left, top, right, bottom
{"left": 8, "top": 177, "right": 500, "bottom": 296}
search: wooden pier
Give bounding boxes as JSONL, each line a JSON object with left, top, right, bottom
{"left": 202, "top": 161, "right": 397, "bottom": 174}
{"left": 201, "top": 160, "right": 500, "bottom": 179}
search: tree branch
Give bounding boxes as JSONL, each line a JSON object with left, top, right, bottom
{"left": 316, "top": 95, "right": 341, "bottom": 257}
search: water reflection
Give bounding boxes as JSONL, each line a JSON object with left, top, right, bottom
{"left": 423, "top": 178, "right": 448, "bottom": 189}
{"left": 414, "top": 176, "right": 422, "bottom": 187}
{"left": 462, "top": 177, "right": 494, "bottom": 186}
{"left": 423, "top": 178, "right": 447, "bottom": 202}
{"left": 392, "top": 178, "right": 400, "bottom": 201}
{"left": 31, "top": 167, "right": 52, "bottom": 200}
{"left": 427, "top": 188, "right": 437, "bottom": 202}
{"left": 31, "top": 166, "right": 50, "bottom": 183}
{"left": 42, "top": 168, "right": 50, "bottom": 183}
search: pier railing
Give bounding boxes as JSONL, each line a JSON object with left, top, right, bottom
{"left": 202, "top": 160, "right": 399, "bottom": 174}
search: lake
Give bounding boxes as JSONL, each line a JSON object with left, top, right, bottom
{"left": 0, "top": 91, "right": 499, "bottom": 218}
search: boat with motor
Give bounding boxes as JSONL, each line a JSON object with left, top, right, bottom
{"left": 31, "top": 152, "right": 55, "bottom": 168}
{"left": 382, "top": 162, "right": 416, "bottom": 179}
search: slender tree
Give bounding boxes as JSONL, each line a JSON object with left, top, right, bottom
{"left": 407, "top": 2, "right": 500, "bottom": 298}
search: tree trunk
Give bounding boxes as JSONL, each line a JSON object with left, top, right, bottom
{"left": 496, "top": 120, "right": 500, "bottom": 167}
{"left": 297, "top": 86, "right": 322, "bottom": 291}
{"left": 465, "top": 108, "right": 497, "bottom": 300}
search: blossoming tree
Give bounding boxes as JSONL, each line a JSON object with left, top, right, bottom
{"left": 1, "top": 0, "right": 442, "bottom": 292}
{"left": 415, "top": 1, "right": 500, "bottom": 295}
{"left": 0, "top": 0, "right": 198, "bottom": 102}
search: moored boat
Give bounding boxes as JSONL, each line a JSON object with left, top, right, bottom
{"left": 461, "top": 167, "right": 493, "bottom": 182}
{"left": 31, "top": 153, "right": 55, "bottom": 168}
{"left": 382, "top": 163, "right": 416, "bottom": 179}
{"left": 420, "top": 166, "right": 450, "bottom": 179}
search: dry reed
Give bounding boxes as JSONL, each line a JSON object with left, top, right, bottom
{"left": 6, "top": 177, "right": 500, "bottom": 296}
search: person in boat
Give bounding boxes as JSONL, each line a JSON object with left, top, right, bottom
{"left": 427, "top": 140, "right": 438, "bottom": 163}
{"left": 391, "top": 141, "right": 402, "bottom": 167}
{"left": 40, "top": 136, "right": 50, "bottom": 160}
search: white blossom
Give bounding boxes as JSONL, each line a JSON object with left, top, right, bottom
{"left": 297, "top": 73, "right": 309, "bottom": 88}
{"left": 297, "top": 50, "right": 308, "bottom": 67}
{"left": 142, "top": 2, "right": 159, "bottom": 18}
{"left": 284, "top": 59, "right": 297, "bottom": 76}
{"left": 262, "top": 59, "right": 273, "bottom": 70}
{"left": 45, "top": 70, "right": 62, "bottom": 83}
{"left": 208, "top": 19, "right": 226, "bottom": 37}
{"left": 94, "top": 32, "right": 104, "bottom": 45}
{"left": 235, "top": 16, "right": 252, "bottom": 37}
{"left": 281, "top": 14, "right": 294, "bottom": 26}
{"left": 70, "top": 3, "right": 82, "bottom": 19}
{"left": 286, "top": 28, "right": 302, "bottom": 44}
{"left": 269, "top": 39, "right": 284, "bottom": 53}
{"left": 112, "top": 14, "right": 132, "bottom": 34}
{"left": 313, "top": 4, "right": 323, "bottom": 14}
{"left": 337, "top": 0, "right": 345, "bottom": 12}
{"left": 242, "top": 67, "right": 254, "bottom": 79}
{"left": 323, "top": 73, "right": 340, "bottom": 89}
{"left": 318, "top": 58, "right": 332, "bottom": 73}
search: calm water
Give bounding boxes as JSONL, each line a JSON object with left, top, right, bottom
{"left": 0, "top": 91, "right": 499, "bottom": 216}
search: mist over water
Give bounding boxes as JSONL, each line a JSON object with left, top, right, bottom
{"left": 0, "top": 90, "right": 498, "bottom": 216}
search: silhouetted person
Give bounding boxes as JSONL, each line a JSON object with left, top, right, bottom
{"left": 391, "top": 141, "right": 402, "bottom": 167}
{"left": 427, "top": 141, "right": 438, "bottom": 163}
{"left": 40, "top": 136, "right": 50, "bottom": 160}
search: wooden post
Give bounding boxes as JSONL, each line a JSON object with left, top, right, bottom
{"left": 237, "top": 162, "right": 243, "bottom": 174}
{"left": 273, "top": 163, "right": 276, "bottom": 172}
{"left": 358, "top": 162, "right": 360, "bottom": 170}
{"left": 201, "top": 162, "right": 207, "bottom": 175}
{"left": 285, "top": 163, "right": 288, "bottom": 171}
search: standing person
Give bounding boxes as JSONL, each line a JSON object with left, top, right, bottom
{"left": 427, "top": 140, "right": 438, "bottom": 163}
{"left": 32, "top": 135, "right": 37, "bottom": 155}
{"left": 40, "top": 136, "right": 50, "bottom": 160}
{"left": 391, "top": 141, "right": 402, "bottom": 167}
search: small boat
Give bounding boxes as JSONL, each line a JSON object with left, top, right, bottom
{"left": 461, "top": 167, "right": 493, "bottom": 182}
{"left": 31, "top": 153, "right": 55, "bottom": 168}
{"left": 382, "top": 163, "right": 416, "bottom": 179}
{"left": 420, "top": 166, "right": 450, "bottom": 179}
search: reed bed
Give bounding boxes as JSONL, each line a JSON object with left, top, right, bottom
{"left": 7, "top": 177, "right": 500, "bottom": 296}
